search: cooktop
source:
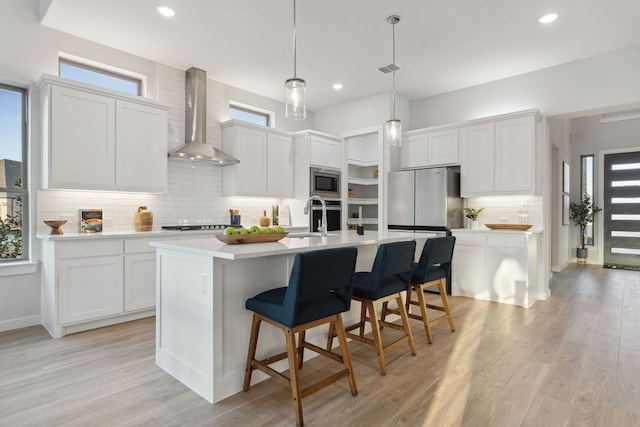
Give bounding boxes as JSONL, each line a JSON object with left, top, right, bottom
{"left": 161, "top": 224, "right": 235, "bottom": 231}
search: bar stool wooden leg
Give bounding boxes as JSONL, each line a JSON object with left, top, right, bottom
{"left": 366, "top": 300, "right": 387, "bottom": 375}
{"left": 437, "top": 279, "right": 455, "bottom": 332}
{"left": 325, "top": 322, "right": 335, "bottom": 351}
{"left": 415, "top": 284, "right": 433, "bottom": 344}
{"left": 333, "top": 314, "right": 358, "bottom": 395}
{"left": 243, "top": 314, "right": 261, "bottom": 391}
{"left": 285, "top": 328, "right": 303, "bottom": 427}
{"left": 396, "top": 295, "right": 416, "bottom": 355}
{"left": 297, "top": 330, "right": 306, "bottom": 369}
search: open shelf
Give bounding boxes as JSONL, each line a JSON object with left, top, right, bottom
{"left": 348, "top": 177, "right": 378, "bottom": 186}
{"left": 347, "top": 218, "right": 378, "bottom": 225}
{"left": 347, "top": 198, "right": 378, "bottom": 205}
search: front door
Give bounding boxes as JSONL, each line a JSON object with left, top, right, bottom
{"left": 603, "top": 151, "right": 640, "bottom": 269}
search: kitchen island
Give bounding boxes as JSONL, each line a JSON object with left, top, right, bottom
{"left": 150, "top": 230, "right": 430, "bottom": 403}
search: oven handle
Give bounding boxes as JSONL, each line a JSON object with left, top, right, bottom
{"left": 311, "top": 206, "right": 341, "bottom": 211}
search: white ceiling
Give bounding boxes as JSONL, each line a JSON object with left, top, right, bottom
{"left": 40, "top": 0, "right": 640, "bottom": 112}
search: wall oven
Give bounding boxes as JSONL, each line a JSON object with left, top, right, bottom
{"left": 310, "top": 200, "right": 342, "bottom": 232}
{"left": 310, "top": 167, "right": 341, "bottom": 199}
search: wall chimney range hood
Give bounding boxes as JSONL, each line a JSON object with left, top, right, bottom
{"left": 169, "top": 67, "right": 239, "bottom": 165}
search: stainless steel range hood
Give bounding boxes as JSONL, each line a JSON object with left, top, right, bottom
{"left": 168, "top": 67, "right": 239, "bottom": 165}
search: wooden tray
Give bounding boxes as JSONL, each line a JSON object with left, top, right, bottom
{"left": 484, "top": 224, "right": 533, "bottom": 230}
{"left": 215, "top": 232, "right": 288, "bottom": 244}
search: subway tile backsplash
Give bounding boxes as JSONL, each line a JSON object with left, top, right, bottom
{"left": 464, "top": 195, "right": 543, "bottom": 229}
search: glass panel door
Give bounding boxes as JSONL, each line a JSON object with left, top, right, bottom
{"left": 604, "top": 151, "right": 640, "bottom": 269}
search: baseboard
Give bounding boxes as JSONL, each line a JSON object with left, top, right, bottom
{"left": 0, "top": 315, "right": 42, "bottom": 333}
{"left": 551, "top": 262, "right": 568, "bottom": 273}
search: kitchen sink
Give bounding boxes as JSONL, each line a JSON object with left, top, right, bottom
{"left": 287, "top": 232, "right": 340, "bottom": 238}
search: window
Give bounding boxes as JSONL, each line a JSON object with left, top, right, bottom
{"left": 0, "top": 83, "right": 27, "bottom": 261}
{"left": 229, "top": 103, "right": 271, "bottom": 127}
{"left": 581, "top": 154, "right": 595, "bottom": 245}
{"left": 59, "top": 59, "right": 142, "bottom": 96}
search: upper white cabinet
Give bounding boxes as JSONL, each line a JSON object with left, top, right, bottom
{"left": 459, "top": 111, "right": 537, "bottom": 197}
{"left": 401, "top": 127, "right": 458, "bottom": 169}
{"left": 222, "top": 120, "right": 294, "bottom": 198}
{"left": 309, "top": 134, "right": 342, "bottom": 169}
{"left": 38, "top": 75, "right": 169, "bottom": 193}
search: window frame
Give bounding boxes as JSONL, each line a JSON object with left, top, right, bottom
{"left": 580, "top": 154, "right": 595, "bottom": 246}
{"left": 59, "top": 57, "right": 143, "bottom": 96}
{"left": 229, "top": 101, "right": 274, "bottom": 127}
{"left": 0, "top": 83, "right": 28, "bottom": 263}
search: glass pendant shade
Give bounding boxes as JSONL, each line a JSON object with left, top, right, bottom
{"left": 285, "top": 77, "right": 306, "bottom": 121}
{"left": 386, "top": 119, "right": 402, "bottom": 147}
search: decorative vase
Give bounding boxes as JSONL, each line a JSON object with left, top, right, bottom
{"left": 134, "top": 206, "right": 153, "bottom": 231}
{"left": 259, "top": 210, "right": 271, "bottom": 227}
{"left": 471, "top": 220, "right": 479, "bottom": 230}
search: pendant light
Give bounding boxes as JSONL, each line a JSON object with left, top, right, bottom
{"left": 385, "top": 15, "right": 401, "bottom": 147}
{"left": 285, "top": 0, "right": 306, "bottom": 120}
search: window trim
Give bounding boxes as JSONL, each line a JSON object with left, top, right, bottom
{"left": 58, "top": 53, "right": 146, "bottom": 96}
{"left": 580, "top": 154, "right": 595, "bottom": 246}
{"left": 0, "top": 83, "right": 28, "bottom": 264}
{"left": 229, "top": 101, "right": 274, "bottom": 127}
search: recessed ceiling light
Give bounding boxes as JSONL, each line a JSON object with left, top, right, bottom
{"left": 156, "top": 5, "right": 176, "bottom": 18}
{"left": 538, "top": 13, "right": 558, "bottom": 24}
{"left": 332, "top": 83, "right": 343, "bottom": 90}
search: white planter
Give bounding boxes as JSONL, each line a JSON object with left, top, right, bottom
{"left": 471, "top": 220, "right": 479, "bottom": 230}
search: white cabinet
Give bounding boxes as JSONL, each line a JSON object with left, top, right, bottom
{"left": 222, "top": 120, "right": 293, "bottom": 198}
{"left": 452, "top": 230, "right": 541, "bottom": 308}
{"left": 400, "top": 133, "right": 428, "bottom": 169}
{"left": 459, "top": 112, "right": 537, "bottom": 197}
{"left": 401, "top": 128, "right": 458, "bottom": 169}
{"left": 451, "top": 233, "right": 488, "bottom": 299}
{"left": 124, "top": 238, "right": 159, "bottom": 312}
{"left": 38, "top": 75, "right": 169, "bottom": 193}
{"left": 310, "top": 135, "right": 342, "bottom": 169}
{"left": 115, "top": 101, "right": 168, "bottom": 192}
{"left": 58, "top": 241, "right": 124, "bottom": 324}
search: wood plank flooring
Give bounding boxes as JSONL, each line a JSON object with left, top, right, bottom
{"left": 1, "top": 264, "right": 639, "bottom": 426}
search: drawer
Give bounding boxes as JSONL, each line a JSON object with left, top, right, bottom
{"left": 452, "top": 233, "right": 486, "bottom": 247}
{"left": 58, "top": 240, "right": 123, "bottom": 259}
{"left": 125, "top": 237, "right": 165, "bottom": 254}
{"left": 487, "top": 234, "right": 525, "bottom": 248}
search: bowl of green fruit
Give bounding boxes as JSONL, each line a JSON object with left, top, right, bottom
{"left": 215, "top": 225, "right": 287, "bottom": 244}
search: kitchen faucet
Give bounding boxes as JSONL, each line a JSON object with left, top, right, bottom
{"left": 304, "top": 195, "right": 328, "bottom": 237}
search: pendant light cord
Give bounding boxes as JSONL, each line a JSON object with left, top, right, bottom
{"left": 292, "top": 0, "right": 297, "bottom": 78}
{"left": 391, "top": 20, "right": 396, "bottom": 119}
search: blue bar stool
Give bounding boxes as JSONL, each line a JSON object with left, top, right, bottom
{"left": 243, "top": 247, "right": 358, "bottom": 427}
{"left": 330, "top": 240, "right": 417, "bottom": 375}
{"left": 405, "top": 236, "right": 456, "bottom": 344}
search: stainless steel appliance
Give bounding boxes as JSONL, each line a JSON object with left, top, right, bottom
{"left": 309, "top": 199, "right": 341, "bottom": 232}
{"left": 388, "top": 167, "right": 462, "bottom": 234}
{"left": 388, "top": 167, "right": 462, "bottom": 294}
{"left": 310, "top": 167, "right": 341, "bottom": 199}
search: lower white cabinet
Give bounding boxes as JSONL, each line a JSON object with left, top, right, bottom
{"left": 452, "top": 230, "right": 541, "bottom": 308}
{"left": 41, "top": 235, "right": 181, "bottom": 338}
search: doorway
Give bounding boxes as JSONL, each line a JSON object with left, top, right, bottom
{"left": 603, "top": 151, "right": 640, "bottom": 269}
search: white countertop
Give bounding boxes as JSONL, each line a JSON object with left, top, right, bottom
{"left": 36, "top": 225, "right": 309, "bottom": 241}
{"left": 149, "top": 230, "right": 422, "bottom": 260}
{"left": 451, "top": 227, "right": 543, "bottom": 235}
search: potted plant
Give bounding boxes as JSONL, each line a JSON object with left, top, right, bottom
{"left": 569, "top": 195, "right": 602, "bottom": 260}
{"left": 464, "top": 207, "right": 484, "bottom": 230}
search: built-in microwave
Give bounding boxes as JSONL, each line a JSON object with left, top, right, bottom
{"left": 310, "top": 167, "right": 341, "bottom": 199}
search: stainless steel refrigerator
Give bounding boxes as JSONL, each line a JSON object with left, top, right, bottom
{"left": 388, "top": 167, "right": 463, "bottom": 234}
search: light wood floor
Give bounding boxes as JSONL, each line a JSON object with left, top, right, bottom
{"left": 2, "top": 264, "right": 640, "bottom": 426}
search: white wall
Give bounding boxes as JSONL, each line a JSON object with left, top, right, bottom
{"left": 314, "top": 92, "right": 409, "bottom": 136}
{"left": 548, "top": 120, "right": 572, "bottom": 271}
{"left": 410, "top": 44, "right": 640, "bottom": 129}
